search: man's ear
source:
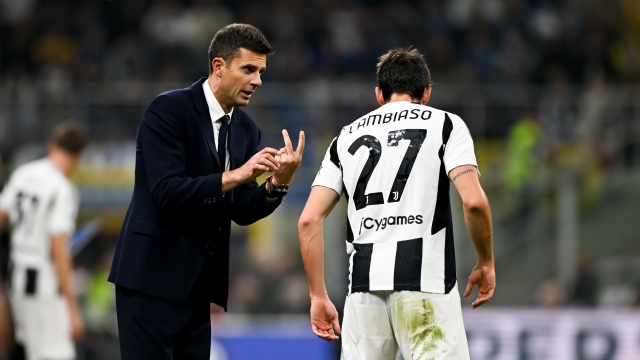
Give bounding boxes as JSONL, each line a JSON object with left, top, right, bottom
{"left": 375, "top": 87, "right": 385, "bottom": 105}
{"left": 212, "top": 58, "right": 226, "bottom": 77}
{"left": 421, "top": 87, "right": 432, "bottom": 105}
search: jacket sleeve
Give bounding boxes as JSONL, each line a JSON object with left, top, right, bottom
{"left": 230, "top": 180, "right": 282, "bottom": 226}
{"left": 140, "top": 94, "right": 225, "bottom": 208}
{"left": 229, "top": 127, "right": 282, "bottom": 225}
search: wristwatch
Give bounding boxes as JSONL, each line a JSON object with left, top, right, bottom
{"left": 266, "top": 175, "right": 289, "bottom": 198}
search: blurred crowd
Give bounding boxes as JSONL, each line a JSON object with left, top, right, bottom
{"left": 0, "top": 0, "right": 635, "bottom": 84}
{"left": 0, "top": 0, "right": 638, "bottom": 159}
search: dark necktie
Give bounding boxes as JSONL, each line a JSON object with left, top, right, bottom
{"left": 218, "top": 115, "right": 230, "bottom": 171}
{"left": 218, "top": 115, "right": 230, "bottom": 170}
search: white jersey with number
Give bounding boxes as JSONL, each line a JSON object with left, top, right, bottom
{"left": 313, "top": 101, "right": 477, "bottom": 295}
{"left": 0, "top": 158, "right": 79, "bottom": 299}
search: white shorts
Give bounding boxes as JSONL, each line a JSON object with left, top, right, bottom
{"left": 10, "top": 295, "right": 75, "bottom": 360}
{"left": 341, "top": 283, "right": 470, "bottom": 360}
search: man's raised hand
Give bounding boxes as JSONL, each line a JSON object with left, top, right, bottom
{"left": 238, "top": 147, "right": 281, "bottom": 183}
{"left": 222, "top": 147, "right": 281, "bottom": 193}
{"left": 273, "top": 130, "right": 305, "bottom": 185}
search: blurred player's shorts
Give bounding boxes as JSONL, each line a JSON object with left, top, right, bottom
{"left": 10, "top": 294, "right": 75, "bottom": 360}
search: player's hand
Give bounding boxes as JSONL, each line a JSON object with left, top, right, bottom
{"left": 464, "top": 263, "right": 495, "bottom": 309}
{"left": 273, "top": 130, "right": 305, "bottom": 185}
{"left": 70, "top": 307, "right": 85, "bottom": 341}
{"left": 237, "top": 147, "right": 281, "bottom": 183}
{"left": 310, "top": 296, "right": 341, "bottom": 341}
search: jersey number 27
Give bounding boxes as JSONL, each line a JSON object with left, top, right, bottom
{"left": 348, "top": 129, "right": 426, "bottom": 210}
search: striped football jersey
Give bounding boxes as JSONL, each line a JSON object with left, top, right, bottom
{"left": 312, "top": 101, "right": 477, "bottom": 294}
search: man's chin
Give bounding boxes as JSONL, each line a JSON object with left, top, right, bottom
{"left": 234, "top": 98, "right": 250, "bottom": 108}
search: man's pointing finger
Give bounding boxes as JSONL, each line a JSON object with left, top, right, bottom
{"left": 282, "top": 129, "right": 294, "bottom": 152}
{"left": 296, "top": 131, "right": 306, "bottom": 156}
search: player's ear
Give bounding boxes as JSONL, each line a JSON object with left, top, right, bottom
{"left": 375, "top": 87, "right": 385, "bottom": 105}
{"left": 421, "top": 87, "right": 432, "bottom": 105}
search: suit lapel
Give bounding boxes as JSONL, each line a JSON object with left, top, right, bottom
{"left": 199, "top": 113, "right": 221, "bottom": 167}
{"left": 192, "top": 77, "right": 222, "bottom": 168}
{"left": 228, "top": 113, "right": 245, "bottom": 170}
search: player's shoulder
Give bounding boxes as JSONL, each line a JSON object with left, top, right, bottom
{"left": 11, "top": 158, "right": 50, "bottom": 178}
{"left": 410, "top": 103, "right": 468, "bottom": 129}
{"left": 8, "top": 158, "right": 69, "bottom": 189}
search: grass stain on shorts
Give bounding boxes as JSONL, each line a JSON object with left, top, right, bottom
{"left": 395, "top": 296, "right": 447, "bottom": 359}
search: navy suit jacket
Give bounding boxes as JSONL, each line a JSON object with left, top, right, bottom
{"left": 108, "top": 78, "right": 282, "bottom": 309}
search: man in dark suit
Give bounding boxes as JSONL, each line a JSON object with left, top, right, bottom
{"left": 108, "top": 23, "right": 304, "bottom": 359}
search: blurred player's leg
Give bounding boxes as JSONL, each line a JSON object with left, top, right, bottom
{"left": 388, "top": 284, "right": 470, "bottom": 360}
{"left": 341, "top": 291, "right": 399, "bottom": 360}
{"left": 11, "top": 296, "right": 74, "bottom": 360}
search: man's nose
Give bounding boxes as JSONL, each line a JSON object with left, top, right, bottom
{"left": 251, "top": 73, "right": 262, "bottom": 87}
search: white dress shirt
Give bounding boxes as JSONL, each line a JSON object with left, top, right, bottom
{"left": 202, "top": 79, "right": 233, "bottom": 171}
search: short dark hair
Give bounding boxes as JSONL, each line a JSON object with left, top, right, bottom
{"left": 50, "top": 121, "right": 89, "bottom": 155}
{"left": 208, "top": 23, "right": 272, "bottom": 75}
{"left": 376, "top": 47, "right": 433, "bottom": 102}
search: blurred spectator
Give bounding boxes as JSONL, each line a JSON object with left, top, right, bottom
{"left": 538, "top": 66, "right": 576, "bottom": 150}
{"left": 568, "top": 252, "right": 599, "bottom": 307}
{"left": 502, "top": 115, "right": 543, "bottom": 191}
{"left": 537, "top": 279, "right": 564, "bottom": 308}
{"left": 0, "top": 0, "right": 35, "bottom": 24}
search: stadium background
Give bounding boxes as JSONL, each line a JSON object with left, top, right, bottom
{"left": 0, "top": 0, "right": 639, "bottom": 359}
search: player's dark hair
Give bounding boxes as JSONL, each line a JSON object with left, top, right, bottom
{"left": 208, "top": 23, "right": 272, "bottom": 75}
{"left": 376, "top": 47, "right": 433, "bottom": 102}
{"left": 50, "top": 121, "right": 89, "bottom": 155}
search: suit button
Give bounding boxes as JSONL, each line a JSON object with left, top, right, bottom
{"left": 208, "top": 251, "right": 213, "bottom": 256}
{"left": 205, "top": 241, "right": 210, "bottom": 248}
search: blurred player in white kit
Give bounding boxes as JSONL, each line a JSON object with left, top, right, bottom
{"left": 0, "top": 122, "right": 88, "bottom": 360}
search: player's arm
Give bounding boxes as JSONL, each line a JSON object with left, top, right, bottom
{"left": 298, "top": 186, "right": 342, "bottom": 341}
{"left": 450, "top": 164, "right": 495, "bottom": 308}
{"left": 51, "top": 234, "right": 84, "bottom": 340}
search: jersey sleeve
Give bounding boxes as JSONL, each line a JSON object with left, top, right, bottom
{"left": 311, "top": 137, "right": 344, "bottom": 195}
{"left": 444, "top": 114, "right": 478, "bottom": 174}
{"left": 48, "top": 182, "right": 79, "bottom": 236}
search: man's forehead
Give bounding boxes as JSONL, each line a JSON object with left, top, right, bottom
{"left": 231, "top": 48, "right": 267, "bottom": 67}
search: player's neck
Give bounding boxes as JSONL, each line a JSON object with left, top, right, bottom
{"left": 48, "top": 149, "right": 76, "bottom": 176}
{"left": 386, "top": 93, "right": 418, "bottom": 104}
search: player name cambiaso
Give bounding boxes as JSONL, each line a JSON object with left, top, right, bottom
{"left": 342, "top": 108, "right": 433, "bottom": 134}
